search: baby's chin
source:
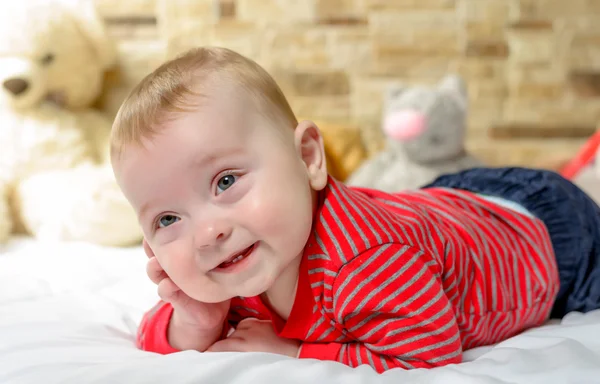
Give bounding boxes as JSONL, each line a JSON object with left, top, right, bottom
{"left": 190, "top": 292, "right": 235, "bottom": 304}
{"left": 189, "top": 285, "right": 264, "bottom": 303}
{"left": 188, "top": 270, "right": 279, "bottom": 302}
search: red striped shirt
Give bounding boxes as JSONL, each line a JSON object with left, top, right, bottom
{"left": 137, "top": 176, "right": 559, "bottom": 372}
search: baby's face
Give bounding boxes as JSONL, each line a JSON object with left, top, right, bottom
{"left": 114, "top": 92, "right": 327, "bottom": 303}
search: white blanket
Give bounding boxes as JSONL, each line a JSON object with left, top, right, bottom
{"left": 1, "top": 237, "right": 600, "bottom": 384}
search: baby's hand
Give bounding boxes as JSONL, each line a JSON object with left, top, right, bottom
{"left": 143, "top": 239, "right": 230, "bottom": 351}
{"left": 207, "top": 318, "right": 300, "bottom": 358}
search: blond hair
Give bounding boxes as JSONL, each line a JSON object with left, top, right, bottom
{"left": 110, "top": 46, "right": 298, "bottom": 158}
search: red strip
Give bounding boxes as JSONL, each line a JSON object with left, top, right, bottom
{"left": 559, "top": 129, "right": 600, "bottom": 179}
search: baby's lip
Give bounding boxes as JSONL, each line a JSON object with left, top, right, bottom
{"left": 213, "top": 243, "right": 256, "bottom": 270}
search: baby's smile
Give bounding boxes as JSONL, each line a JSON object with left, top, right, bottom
{"left": 214, "top": 241, "right": 258, "bottom": 271}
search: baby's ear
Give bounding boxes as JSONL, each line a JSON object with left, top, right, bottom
{"left": 294, "top": 120, "right": 328, "bottom": 191}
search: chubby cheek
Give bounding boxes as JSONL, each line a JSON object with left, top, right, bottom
{"left": 153, "top": 241, "right": 195, "bottom": 286}
{"left": 246, "top": 181, "right": 314, "bottom": 253}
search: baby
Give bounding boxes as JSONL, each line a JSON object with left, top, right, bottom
{"left": 110, "top": 46, "right": 600, "bottom": 373}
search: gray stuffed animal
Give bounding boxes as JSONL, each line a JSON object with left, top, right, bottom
{"left": 346, "top": 74, "right": 482, "bottom": 192}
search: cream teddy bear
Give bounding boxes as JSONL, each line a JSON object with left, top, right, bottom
{"left": 346, "top": 75, "right": 483, "bottom": 192}
{"left": 0, "top": 0, "right": 142, "bottom": 246}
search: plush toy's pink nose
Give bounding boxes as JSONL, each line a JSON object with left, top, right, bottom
{"left": 383, "top": 111, "right": 427, "bottom": 141}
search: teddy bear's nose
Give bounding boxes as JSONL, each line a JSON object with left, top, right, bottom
{"left": 3, "top": 78, "right": 29, "bottom": 96}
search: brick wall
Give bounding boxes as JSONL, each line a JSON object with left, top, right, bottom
{"left": 96, "top": 0, "right": 600, "bottom": 168}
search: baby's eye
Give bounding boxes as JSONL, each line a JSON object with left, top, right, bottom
{"left": 216, "top": 174, "right": 238, "bottom": 194}
{"left": 158, "top": 214, "right": 180, "bottom": 228}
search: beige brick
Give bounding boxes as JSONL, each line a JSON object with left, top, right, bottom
{"left": 349, "top": 76, "right": 401, "bottom": 153}
{"left": 373, "top": 31, "right": 460, "bottom": 57}
{"left": 569, "top": 70, "right": 600, "bottom": 98}
{"left": 291, "top": 71, "right": 350, "bottom": 96}
{"left": 369, "top": 10, "right": 459, "bottom": 34}
{"left": 315, "top": 0, "right": 366, "bottom": 19}
{"left": 509, "top": 0, "right": 599, "bottom": 21}
{"left": 157, "top": 0, "right": 217, "bottom": 25}
{"left": 95, "top": 0, "right": 156, "bottom": 18}
{"left": 507, "top": 63, "right": 566, "bottom": 100}
{"left": 262, "top": 28, "right": 329, "bottom": 68}
{"left": 459, "top": 0, "right": 509, "bottom": 42}
{"left": 490, "top": 123, "right": 596, "bottom": 139}
{"left": 163, "top": 23, "right": 213, "bottom": 58}
{"left": 553, "top": 16, "right": 600, "bottom": 33}
{"left": 451, "top": 59, "right": 506, "bottom": 83}
{"left": 508, "top": 20, "right": 554, "bottom": 30}
{"left": 156, "top": 0, "right": 217, "bottom": 55}
{"left": 105, "top": 23, "right": 159, "bottom": 41}
{"left": 370, "top": 55, "right": 460, "bottom": 79}
{"left": 468, "top": 79, "right": 507, "bottom": 100}
{"left": 468, "top": 138, "right": 587, "bottom": 167}
{"left": 210, "top": 22, "right": 264, "bottom": 61}
{"left": 290, "top": 96, "right": 351, "bottom": 122}
{"left": 466, "top": 100, "right": 503, "bottom": 139}
{"left": 569, "top": 33, "right": 600, "bottom": 70}
{"left": 350, "top": 77, "right": 397, "bottom": 122}
{"left": 327, "top": 27, "right": 372, "bottom": 71}
{"left": 465, "top": 22, "right": 506, "bottom": 42}
{"left": 458, "top": 0, "right": 509, "bottom": 25}
{"left": 236, "top": 0, "right": 315, "bottom": 24}
{"left": 218, "top": 0, "right": 236, "bottom": 19}
{"left": 367, "top": 0, "right": 457, "bottom": 10}
{"left": 510, "top": 82, "right": 565, "bottom": 100}
{"left": 465, "top": 41, "right": 509, "bottom": 58}
{"left": 370, "top": 11, "right": 461, "bottom": 56}
{"left": 503, "top": 99, "right": 600, "bottom": 126}
{"left": 114, "top": 40, "right": 166, "bottom": 84}
{"left": 271, "top": 69, "right": 352, "bottom": 98}
{"left": 506, "top": 30, "right": 557, "bottom": 64}
{"left": 359, "top": 123, "right": 387, "bottom": 157}
{"left": 97, "top": 40, "right": 166, "bottom": 117}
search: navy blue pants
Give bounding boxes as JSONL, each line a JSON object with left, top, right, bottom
{"left": 423, "top": 167, "right": 600, "bottom": 318}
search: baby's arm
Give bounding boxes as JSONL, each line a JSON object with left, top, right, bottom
{"left": 138, "top": 240, "right": 232, "bottom": 353}
{"left": 136, "top": 301, "right": 232, "bottom": 353}
{"left": 299, "top": 244, "right": 462, "bottom": 373}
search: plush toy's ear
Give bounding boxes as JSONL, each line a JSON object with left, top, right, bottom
{"left": 63, "top": 0, "right": 117, "bottom": 70}
{"left": 384, "top": 83, "right": 408, "bottom": 106}
{"left": 438, "top": 74, "right": 467, "bottom": 108}
{"left": 439, "top": 74, "right": 466, "bottom": 95}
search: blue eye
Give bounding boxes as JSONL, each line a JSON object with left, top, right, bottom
{"left": 216, "top": 174, "right": 238, "bottom": 194}
{"left": 158, "top": 215, "right": 180, "bottom": 228}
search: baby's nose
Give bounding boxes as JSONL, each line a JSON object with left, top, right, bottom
{"left": 195, "top": 220, "right": 233, "bottom": 249}
{"left": 3, "top": 77, "right": 29, "bottom": 96}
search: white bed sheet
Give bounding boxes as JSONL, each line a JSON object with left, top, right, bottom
{"left": 1, "top": 236, "right": 600, "bottom": 384}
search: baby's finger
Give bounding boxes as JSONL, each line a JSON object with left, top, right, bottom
{"left": 206, "top": 338, "right": 246, "bottom": 353}
{"left": 157, "top": 276, "right": 181, "bottom": 303}
{"left": 235, "top": 317, "right": 263, "bottom": 330}
{"left": 146, "top": 257, "right": 167, "bottom": 285}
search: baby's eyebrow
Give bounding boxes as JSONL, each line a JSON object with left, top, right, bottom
{"left": 190, "top": 147, "right": 244, "bottom": 169}
{"left": 138, "top": 202, "right": 155, "bottom": 222}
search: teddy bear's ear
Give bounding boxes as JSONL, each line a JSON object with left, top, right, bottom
{"left": 63, "top": 0, "right": 117, "bottom": 70}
